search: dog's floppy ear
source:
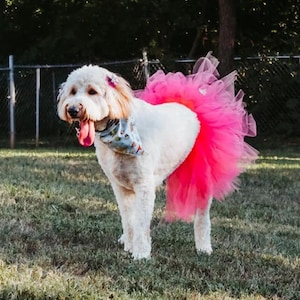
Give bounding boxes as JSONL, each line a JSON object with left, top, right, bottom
{"left": 105, "top": 74, "right": 132, "bottom": 119}
{"left": 57, "top": 82, "right": 68, "bottom": 121}
{"left": 57, "top": 82, "right": 66, "bottom": 101}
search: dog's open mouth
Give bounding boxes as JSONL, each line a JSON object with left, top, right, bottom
{"left": 77, "top": 120, "right": 95, "bottom": 147}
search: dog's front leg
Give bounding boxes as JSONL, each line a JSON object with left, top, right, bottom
{"left": 131, "top": 184, "right": 155, "bottom": 260}
{"left": 194, "top": 197, "right": 213, "bottom": 254}
{"left": 111, "top": 184, "right": 135, "bottom": 254}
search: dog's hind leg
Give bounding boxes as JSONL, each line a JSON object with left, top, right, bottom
{"left": 193, "top": 197, "right": 213, "bottom": 255}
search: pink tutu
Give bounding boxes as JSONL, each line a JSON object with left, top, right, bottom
{"left": 136, "top": 53, "right": 258, "bottom": 221}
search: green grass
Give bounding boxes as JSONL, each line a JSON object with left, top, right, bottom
{"left": 0, "top": 147, "right": 299, "bottom": 299}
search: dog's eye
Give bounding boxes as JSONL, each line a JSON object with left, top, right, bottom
{"left": 70, "top": 87, "right": 77, "bottom": 95}
{"left": 88, "top": 88, "right": 98, "bottom": 95}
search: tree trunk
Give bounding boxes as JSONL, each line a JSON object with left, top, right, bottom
{"left": 218, "top": 0, "right": 236, "bottom": 76}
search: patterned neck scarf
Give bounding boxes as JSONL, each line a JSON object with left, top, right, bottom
{"left": 97, "top": 117, "right": 145, "bottom": 156}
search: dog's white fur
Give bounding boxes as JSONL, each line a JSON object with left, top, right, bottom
{"left": 57, "top": 65, "right": 212, "bottom": 259}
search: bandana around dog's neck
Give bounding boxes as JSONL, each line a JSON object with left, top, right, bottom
{"left": 97, "top": 117, "right": 145, "bottom": 156}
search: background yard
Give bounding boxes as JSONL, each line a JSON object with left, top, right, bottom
{"left": 0, "top": 145, "right": 299, "bottom": 299}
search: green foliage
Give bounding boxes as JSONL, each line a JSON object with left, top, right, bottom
{"left": 0, "top": 0, "right": 299, "bottom": 64}
{"left": 0, "top": 148, "right": 299, "bottom": 299}
{"left": 237, "top": 0, "right": 300, "bottom": 55}
{"left": 236, "top": 57, "right": 300, "bottom": 136}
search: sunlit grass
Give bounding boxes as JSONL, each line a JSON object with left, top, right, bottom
{"left": 0, "top": 147, "right": 299, "bottom": 299}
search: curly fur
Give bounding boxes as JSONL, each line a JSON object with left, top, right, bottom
{"left": 57, "top": 65, "right": 214, "bottom": 259}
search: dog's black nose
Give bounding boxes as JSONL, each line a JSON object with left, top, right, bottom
{"left": 67, "top": 106, "right": 80, "bottom": 118}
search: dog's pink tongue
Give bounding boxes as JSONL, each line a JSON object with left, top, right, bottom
{"left": 78, "top": 120, "right": 95, "bottom": 147}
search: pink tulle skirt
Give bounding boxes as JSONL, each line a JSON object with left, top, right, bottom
{"left": 135, "top": 53, "right": 258, "bottom": 222}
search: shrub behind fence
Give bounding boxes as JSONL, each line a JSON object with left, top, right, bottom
{"left": 235, "top": 56, "right": 300, "bottom": 136}
{"left": 0, "top": 55, "right": 299, "bottom": 148}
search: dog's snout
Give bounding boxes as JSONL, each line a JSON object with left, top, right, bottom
{"left": 67, "top": 105, "right": 80, "bottom": 118}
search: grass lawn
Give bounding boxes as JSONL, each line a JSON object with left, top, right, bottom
{"left": 0, "top": 146, "right": 299, "bottom": 299}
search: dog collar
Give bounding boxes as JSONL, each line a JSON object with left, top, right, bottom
{"left": 96, "top": 117, "right": 145, "bottom": 156}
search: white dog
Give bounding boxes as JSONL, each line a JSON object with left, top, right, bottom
{"left": 57, "top": 54, "right": 257, "bottom": 259}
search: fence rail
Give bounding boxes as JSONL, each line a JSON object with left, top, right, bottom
{"left": 0, "top": 54, "right": 299, "bottom": 148}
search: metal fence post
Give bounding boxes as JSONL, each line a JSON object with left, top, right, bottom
{"left": 142, "top": 50, "right": 150, "bottom": 82}
{"left": 36, "top": 68, "right": 40, "bottom": 147}
{"left": 9, "top": 55, "right": 15, "bottom": 149}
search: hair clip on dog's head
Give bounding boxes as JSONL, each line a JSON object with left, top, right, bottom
{"left": 106, "top": 74, "right": 119, "bottom": 88}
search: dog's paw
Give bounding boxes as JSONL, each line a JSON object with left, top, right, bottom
{"left": 132, "top": 251, "right": 151, "bottom": 260}
{"left": 196, "top": 244, "right": 213, "bottom": 255}
{"left": 118, "top": 234, "right": 125, "bottom": 245}
{"left": 131, "top": 236, "right": 151, "bottom": 260}
{"left": 118, "top": 234, "right": 134, "bottom": 253}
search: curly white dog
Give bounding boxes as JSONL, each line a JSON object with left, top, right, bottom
{"left": 57, "top": 57, "right": 257, "bottom": 260}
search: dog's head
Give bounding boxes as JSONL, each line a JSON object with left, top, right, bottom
{"left": 57, "top": 65, "right": 133, "bottom": 146}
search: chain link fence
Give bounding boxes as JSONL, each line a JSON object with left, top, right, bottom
{"left": 0, "top": 55, "right": 299, "bottom": 148}
{"left": 177, "top": 56, "right": 300, "bottom": 138}
{"left": 0, "top": 71, "right": 9, "bottom": 143}
{"left": 235, "top": 56, "right": 300, "bottom": 135}
{"left": 0, "top": 58, "right": 165, "bottom": 148}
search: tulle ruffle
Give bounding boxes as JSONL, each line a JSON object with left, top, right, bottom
{"left": 136, "top": 52, "right": 258, "bottom": 221}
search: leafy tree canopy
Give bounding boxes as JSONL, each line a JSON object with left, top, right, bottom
{"left": 0, "top": 0, "right": 299, "bottom": 64}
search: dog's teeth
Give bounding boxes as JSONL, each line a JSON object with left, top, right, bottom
{"left": 75, "top": 127, "right": 80, "bottom": 137}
